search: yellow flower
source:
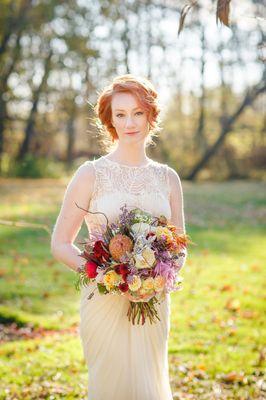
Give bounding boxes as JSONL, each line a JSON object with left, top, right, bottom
{"left": 154, "top": 275, "right": 166, "bottom": 292}
{"left": 103, "top": 270, "right": 121, "bottom": 290}
{"left": 142, "top": 277, "right": 154, "bottom": 292}
{"left": 155, "top": 226, "right": 173, "bottom": 244}
{"left": 135, "top": 248, "right": 156, "bottom": 269}
{"left": 128, "top": 275, "right": 142, "bottom": 291}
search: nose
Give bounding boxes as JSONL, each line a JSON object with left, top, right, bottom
{"left": 125, "top": 116, "right": 136, "bottom": 129}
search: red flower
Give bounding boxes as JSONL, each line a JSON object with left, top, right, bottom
{"left": 93, "top": 240, "right": 110, "bottom": 262}
{"left": 114, "top": 263, "right": 130, "bottom": 276}
{"left": 85, "top": 261, "right": 98, "bottom": 278}
{"left": 146, "top": 232, "right": 155, "bottom": 239}
{"left": 119, "top": 282, "right": 129, "bottom": 292}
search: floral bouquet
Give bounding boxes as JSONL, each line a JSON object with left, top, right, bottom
{"left": 75, "top": 204, "right": 190, "bottom": 325}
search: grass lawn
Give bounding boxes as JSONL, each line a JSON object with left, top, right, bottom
{"left": 0, "top": 178, "right": 265, "bottom": 399}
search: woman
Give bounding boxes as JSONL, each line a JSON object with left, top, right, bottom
{"left": 51, "top": 74, "right": 187, "bottom": 400}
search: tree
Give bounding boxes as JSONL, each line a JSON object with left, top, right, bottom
{"left": 186, "top": 77, "right": 266, "bottom": 179}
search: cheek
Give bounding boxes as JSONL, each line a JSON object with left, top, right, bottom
{"left": 113, "top": 118, "right": 122, "bottom": 127}
{"left": 141, "top": 117, "right": 149, "bottom": 129}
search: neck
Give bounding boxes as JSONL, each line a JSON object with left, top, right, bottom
{"left": 107, "top": 142, "right": 149, "bottom": 165}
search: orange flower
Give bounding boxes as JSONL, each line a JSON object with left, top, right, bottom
{"left": 109, "top": 234, "right": 133, "bottom": 262}
{"left": 167, "top": 227, "right": 191, "bottom": 251}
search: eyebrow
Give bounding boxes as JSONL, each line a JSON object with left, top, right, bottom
{"left": 114, "top": 107, "right": 141, "bottom": 111}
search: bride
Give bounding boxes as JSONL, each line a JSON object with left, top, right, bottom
{"left": 51, "top": 74, "right": 187, "bottom": 400}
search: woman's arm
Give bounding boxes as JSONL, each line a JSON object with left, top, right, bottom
{"left": 168, "top": 167, "right": 186, "bottom": 234}
{"left": 50, "top": 162, "right": 95, "bottom": 273}
{"left": 168, "top": 167, "right": 187, "bottom": 269}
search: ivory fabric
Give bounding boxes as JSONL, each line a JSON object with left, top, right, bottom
{"left": 79, "top": 156, "right": 174, "bottom": 400}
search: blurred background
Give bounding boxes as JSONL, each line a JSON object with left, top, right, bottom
{"left": 0, "top": 0, "right": 265, "bottom": 180}
{"left": 0, "top": 1, "right": 266, "bottom": 399}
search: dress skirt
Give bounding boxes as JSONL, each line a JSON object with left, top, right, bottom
{"left": 79, "top": 283, "right": 173, "bottom": 400}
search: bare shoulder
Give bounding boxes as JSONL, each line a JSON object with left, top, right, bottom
{"left": 66, "top": 160, "right": 96, "bottom": 199}
{"left": 166, "top": 166, "right": 185, "bottom": 230}
{"left": 167, "top": 166, "right": 182, "bottom": 189}
{"left": 71, "top": 160, "right": 95, "bottom": 181}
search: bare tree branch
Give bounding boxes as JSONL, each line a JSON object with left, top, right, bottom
{"left": 186, "top": 78, "right": 266, "bottom": 180}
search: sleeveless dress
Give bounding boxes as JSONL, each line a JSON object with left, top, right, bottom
{"left": 79, "top": 155, "right": 173, "bottom": 400}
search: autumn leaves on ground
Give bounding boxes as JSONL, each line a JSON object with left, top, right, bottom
{"left": 0, "top": 178, "right": 265, "bottom": 399}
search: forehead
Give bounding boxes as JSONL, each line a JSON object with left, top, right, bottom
{"left": 111, "top": 92, "right": 141, "bottom": 111}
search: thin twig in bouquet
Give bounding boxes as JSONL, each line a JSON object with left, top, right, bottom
{"left": 75, "top": 202, "right": 113, "bottom": 241}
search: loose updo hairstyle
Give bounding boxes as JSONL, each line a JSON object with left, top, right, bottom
{"left": 94, "top": 74, "right": 161, "bottom": 152}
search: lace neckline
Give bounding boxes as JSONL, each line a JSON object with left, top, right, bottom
{"left": 100, "top": 155, "right": 154, "bottom": 169}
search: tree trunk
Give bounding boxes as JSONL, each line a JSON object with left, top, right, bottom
{"left": 16, "top": 50, "right": 52, "bottom": 161}
{"left": 66, "top": 109, "right": 77, "bottom": 168}
{"left": 0, "top": 33, "right": 22, "bottom": 173}
{"left": 194, "top": 26, "right": 207, "bottom": 153}
{"left": 0, "top": 0, "right": 32, "bottom": 60}
{"left": 121, "top": 21, "right": 130, "bottom": 74}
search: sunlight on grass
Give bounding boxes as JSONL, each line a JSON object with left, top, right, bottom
{"left": 0, "top": 178, "right": 265, "bottom": 399}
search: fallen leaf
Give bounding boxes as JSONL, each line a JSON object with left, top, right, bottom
{"left": 241, "top": 310, "right": 258, "bottom": 319}
{"left": 220, "top": 284, "right": 233, "bottom": 292}
{"left": 221, "top": 371, "right": 245, "bottom": 383}
{"left": 225, "top": 298, "right": 241, "bottom": 312}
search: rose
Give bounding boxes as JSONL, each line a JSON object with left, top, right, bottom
{"left": 85, "top": 261, "right": 98, "bottom": 278}
{"left": 114, "top": 263, "right": 130, "bottom": 275}
{"left": 119, "top": 282, "right": 129, "bottom": 292}
{"left": 93, "top": 240, "right": 110, "bottom": 262}
{"left": 142, "top": 277, "right": 154, "bottom": 292}
{"left": 128, "top": 275, "right": 142, "bottom": 291}
{"left": 154, "top": 275, "right": 166, "bottom": 291}
{"left": 113, "top": 263, "right": 130, "bottom": 282}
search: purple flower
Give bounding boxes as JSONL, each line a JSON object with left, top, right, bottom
{"left": 126, "top": 274, "right": 135, "bottom": 284}
{"left": 154, "top": 260, "right": 177, "bottom": 292}
{"left": 118, "top": 204, "right": 135, "bottom": 226}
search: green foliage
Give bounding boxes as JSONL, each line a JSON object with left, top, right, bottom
{"left": 0, "top": 306, "right": 28, "bottom": 327}
{"left": 97, "top": 283, "right": 109, "bottom": 294}
{"left": 7, "top": 154, "right": 65, "bottom": 178}
{"left": 74, "top": 270, "right": 89, "bottom": 292}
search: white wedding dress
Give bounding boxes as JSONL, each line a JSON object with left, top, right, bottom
{"left": 79, "top": 155, "right": 174, "bottom": 400}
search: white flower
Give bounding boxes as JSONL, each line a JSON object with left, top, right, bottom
{"left": 131, "top": 222, "right": 156, "bottom": 236}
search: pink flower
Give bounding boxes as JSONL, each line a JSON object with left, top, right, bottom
{"left": 154, "top": 261, "right": 176, "bottom": 291}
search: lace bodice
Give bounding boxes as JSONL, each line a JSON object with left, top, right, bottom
{"left": 83, "top": 156, "right": 172, "bottom": 234}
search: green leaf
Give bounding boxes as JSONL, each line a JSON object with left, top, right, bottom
{"left": 97, "top": 283, "right": 108, "bottom": 294}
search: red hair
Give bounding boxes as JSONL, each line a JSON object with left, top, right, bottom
{"left": 94, "top": 74, "right": 161, "bottom": 146}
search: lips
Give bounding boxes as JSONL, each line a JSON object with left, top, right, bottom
{"left": 125, "top": 131, "right": 139, "bottom": 135}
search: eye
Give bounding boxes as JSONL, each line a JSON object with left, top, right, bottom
{"left": 116, "top": 113, "right": 124, "bottom": 118}
{"left": 136, "top": 111, "right": 144, "bottom": 116}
